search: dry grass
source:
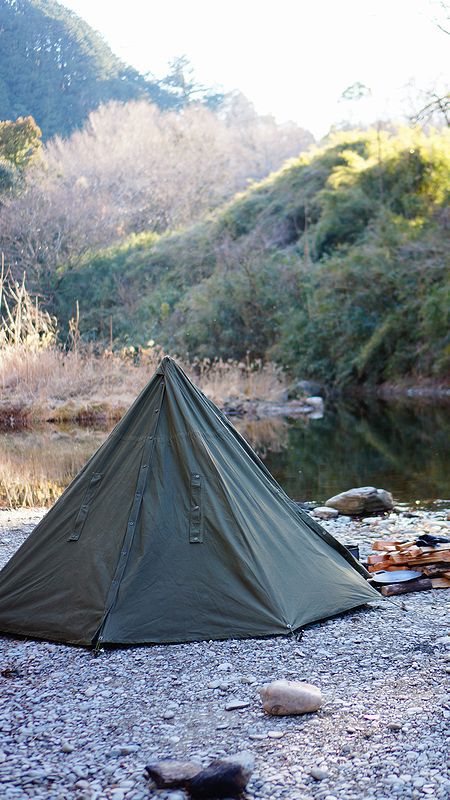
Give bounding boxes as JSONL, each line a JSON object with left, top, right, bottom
{"left": 0, "top": 267, "right": 288, "bottom": 427}
{"left": 193, "top": 357, "right": 286, "bottom": 405}
{"left": 0, "top": 346, "right": 288, "bottom": 426}
{"left": 0, "top": 345, "right": 151, "bottom": 425}
{"left": 0, "top": 269, "right": 291, "bottom": 508}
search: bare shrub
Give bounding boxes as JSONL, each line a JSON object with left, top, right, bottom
{"left": 0, "top": 100, "right": 313, "bottom": 282}
{"left": 193, "top": 357, "right": 287, "bottom": 405}
{"left": 0, "top": 269, "right": 287, "bottom": 427}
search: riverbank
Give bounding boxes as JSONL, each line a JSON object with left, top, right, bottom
{"left": 1, "top": 508, "right": 449, "bottom": 800}
{"left": 2, "top": 340, "right": 450, "bottom": 431}
{"left": 375, "top": 381, "right": 450, "bottom": 401}
{"left": 0, "top": 347, "right": 288, "bottom": 429}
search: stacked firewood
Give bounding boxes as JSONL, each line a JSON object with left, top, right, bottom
{"left": 367, "top": 538, "right": 450, "bottom": 596}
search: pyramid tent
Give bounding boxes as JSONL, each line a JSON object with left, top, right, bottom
{"left": 0, "top": 357, "right": 378, "bottom": 646}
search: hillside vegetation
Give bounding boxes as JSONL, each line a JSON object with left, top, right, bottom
{"left": 55, "top": 127, "right": 450, "bottom": 388}
{"left": 0, "top": 100, "right": 313, "bottom": 286}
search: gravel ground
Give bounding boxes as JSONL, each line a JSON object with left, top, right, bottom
{"left": 0, "top": 507, "right": 449, "bottom": 800}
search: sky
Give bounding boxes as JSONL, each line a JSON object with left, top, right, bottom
{"left": 63, "top": 0, "right": 449, "bottom": 137}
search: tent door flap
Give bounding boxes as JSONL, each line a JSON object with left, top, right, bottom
{"left": 67, "top": 472, "right": 103, "bottom": 542}
{"left": 189, "top": 473, "right": 204, "bottom": 543}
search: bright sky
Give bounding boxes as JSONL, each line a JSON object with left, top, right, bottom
{"left": 64, "top": 0, "right": 449, "bottom": 137}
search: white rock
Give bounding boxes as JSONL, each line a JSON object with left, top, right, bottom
{"left": 305, "top": 396, "right": 324, "bottom": 409}
{"left": 312, "top": 506, "right": 339, "bottom": 520}
{"left": 260, "top": 680, "right": 323, "bottom": 715}
{"left": 309, "top": 767, "right": 329, "bottom": 780}
{"left": 225, "top": 699, "right": 251, "bottom": 711}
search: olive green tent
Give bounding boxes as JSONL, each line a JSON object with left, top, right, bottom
{"left": 0, "top": 357, "right": 377, "bottom": 646}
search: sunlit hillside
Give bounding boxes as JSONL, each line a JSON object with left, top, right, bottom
{"left": 54, "top": 127, "right": 450, "bottom": 387}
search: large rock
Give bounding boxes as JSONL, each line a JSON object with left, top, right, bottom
{"left": 325, "top": 486, "right": 393, "bottom": 516}
{"left": 260, "top": 680, "right": 323, "bottom": 715}
{"left": 145, "top": 759, "right": 202, "bottom": 788}
{"left": 187, "top": 751, "right": 254, "bottom": 799}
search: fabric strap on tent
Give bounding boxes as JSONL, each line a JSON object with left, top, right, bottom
{"left": 67, "top": 473, "right": 103, "bottom": 542}
{"left": 189, "top": 473, "right": 204, "bottom": 543}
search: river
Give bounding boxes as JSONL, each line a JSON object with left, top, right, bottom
{"left": 1, "top": 397, "right": 449, "bottom": 509}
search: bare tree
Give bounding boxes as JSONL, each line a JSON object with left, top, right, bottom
{"left": 410, "top": 2, "right": 449, "bottom": 127}
{"left": 0, "top": 100, "right": 313, "bottom": 283}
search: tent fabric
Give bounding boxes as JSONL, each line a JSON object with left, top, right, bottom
{"left": 0, "top": 357, "right": 378, "bottom": 646}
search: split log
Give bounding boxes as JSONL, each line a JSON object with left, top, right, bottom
{"left": 380, "top": 578, "right": 432, "bottom": 596}
{"left": 371, "top": 542, "right": 402, "bottom": 552}
{"left": 396, "top": 541, "right": 418, "bottom": 551}
{"left": 406, "top": 552, "right": 450, "bottom": 566}
{"left": 390, "top": 546, "right": 422, "bottom": 563}
{"left": 368, "top": 561, "right": 393, "bottom": 573}
{"left": 430, "top": 577, "right": 450, "bottom": 589}
{"left": 372, "top": 540, "right": 407, "bottom": 550}
{"left": 368, "top": 553, "right": 393, "bottom": 565}
{"left": 421, "top": 564, "right": 450, "bottom": 577}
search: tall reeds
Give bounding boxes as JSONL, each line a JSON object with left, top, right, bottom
{"left": 0, "top": 261, "right": 287, "bottom": 429}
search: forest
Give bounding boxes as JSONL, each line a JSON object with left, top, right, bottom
{"left": 0, "top": 0, "right": 449, "bottom": 396}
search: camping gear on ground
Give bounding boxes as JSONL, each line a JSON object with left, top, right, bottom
{"left": 0, "top": 357, "right": 378, "bottom": 647}
{"left": 370, "top": 569, "right": 422, "bottom": 584}
{"left": 415, "top": 533, "right": 450, "bottom": 547}
{"left": 377, "top": 577, "right": 436, "bottom": 597}
{"left": 368, "top": 537, "right": 450, "bottom": 597}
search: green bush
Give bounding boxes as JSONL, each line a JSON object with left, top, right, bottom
{"left": 55, "top": 126, "right": 450, "bottom": 387}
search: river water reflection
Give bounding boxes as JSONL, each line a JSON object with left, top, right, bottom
{"left": 1, "top": 398, "right": 449, "bottom": 508}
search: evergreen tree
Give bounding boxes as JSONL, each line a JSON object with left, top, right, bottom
{"left": 0, "top": 0, "right": 174, "bottom": 138}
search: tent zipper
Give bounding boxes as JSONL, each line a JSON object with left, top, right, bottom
{"left": 93, "top": 376, "right": 166, "bottom": 647}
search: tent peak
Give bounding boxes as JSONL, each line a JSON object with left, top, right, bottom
{"left": 157, "top": 355, "right": 178, "bottom": 375}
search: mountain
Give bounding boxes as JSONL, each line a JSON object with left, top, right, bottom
{"left": 55, "top": 127, "right": 450, "bottom": 387}
{"left": 0, "top": 0, "right": 173, "bottom": 138}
